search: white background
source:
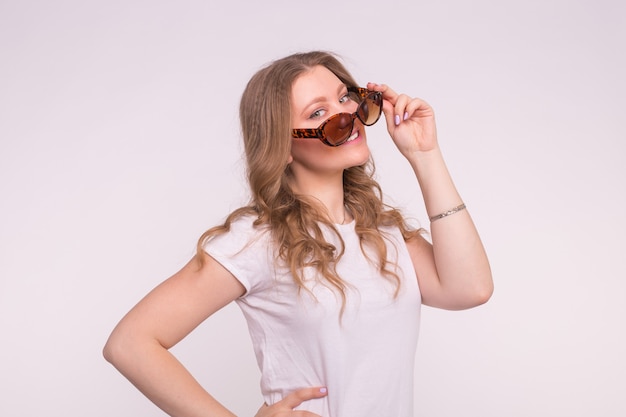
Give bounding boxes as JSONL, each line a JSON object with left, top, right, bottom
{"left": 1, "top": 0, "right": 624, "bottom": 416}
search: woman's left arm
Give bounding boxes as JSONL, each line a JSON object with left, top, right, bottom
{"left": 368, "top": 82, "right": 493, "bottom": 310}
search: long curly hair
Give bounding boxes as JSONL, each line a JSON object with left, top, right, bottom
{"left": 197, "top": 51, "right": 422, "bottom": 312}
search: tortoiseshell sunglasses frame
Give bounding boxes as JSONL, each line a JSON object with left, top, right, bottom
{"left": 291, "top": 87, "right": 383, "bottom": 147}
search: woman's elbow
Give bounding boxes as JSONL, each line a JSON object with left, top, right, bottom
{"left": 475, "top": 281, "right": 494, "bottom": 306}
{"left": 469, "top": 273, "right": 494, "bottom": 307}
{"left": 453, "top": 272, "right": 494, "bottom": 310}
{"left": 102, "top": 327, "right": 139, "bottom": 368}
{"left": 102, "top": 332, "right": 124, "bottom": 366}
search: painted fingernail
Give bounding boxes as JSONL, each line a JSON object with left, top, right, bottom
{"left": 394, "top": 114, "right": 400, "bottom": 125}
{"left": 320, "top": 387, "right": 328, "bottom": 393}
{"left": 403, "top": 111, "right": 409, "bottom": 121}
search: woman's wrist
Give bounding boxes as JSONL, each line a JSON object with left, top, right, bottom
{"left": 406, "top": 145, "right": 445, "bottom": 175}
{"left": 406, "top": 145, "right": 466, "bottom": 218}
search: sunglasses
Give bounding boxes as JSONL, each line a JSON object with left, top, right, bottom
{"left": 291, "top": 87, "right": 383, "bottom": 147}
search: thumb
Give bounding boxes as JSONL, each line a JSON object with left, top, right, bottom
{"left": 280, "top": 386, "right": 328, "bottom": 409}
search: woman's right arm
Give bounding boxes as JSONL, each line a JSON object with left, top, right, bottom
{"left": 103, "top": 253, "right": 245, "bottom": 417}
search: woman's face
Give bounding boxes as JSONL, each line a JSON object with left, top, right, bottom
{"left": 289, "top": 65, "right": 371, "bottom": 181}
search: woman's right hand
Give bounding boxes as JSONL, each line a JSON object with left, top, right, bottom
{"left": 254, "top": 387, "right": 328, "bottom": 417}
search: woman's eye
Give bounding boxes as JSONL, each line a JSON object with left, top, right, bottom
{"left": 309, "top": 109, "right": 326, "bottom": 119}
{"left": 339, "top": 93, "right": 351, "bottom": 104}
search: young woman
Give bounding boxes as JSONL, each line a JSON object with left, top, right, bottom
{"left": 103, "top": 51, "right": 493, "bottom": 417}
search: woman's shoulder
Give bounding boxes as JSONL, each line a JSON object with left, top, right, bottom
{"left": 230, "top": 212, "right": 271, "bottom": 235}
{"left": 201, "top": 213, "right": 276, "bottom": 295}
{"left": 204, "top": 212, "right": 271, "bottom": 252}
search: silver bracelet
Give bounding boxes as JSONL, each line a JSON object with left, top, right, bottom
{"left": 429, "top": 203, "right": 466, "bottom": 222}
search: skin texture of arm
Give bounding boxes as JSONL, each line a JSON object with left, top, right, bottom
{"left": 368, "top": 82, "right": 494, "bottom": 310}
{"left": 406, "top": 148, "right": 493, "bottom": 310}
{"left": 103, "top": 255, "right": 245, "bottom": 417}
{"left": 103, "top": 254, "right": 328, "bottom": 417}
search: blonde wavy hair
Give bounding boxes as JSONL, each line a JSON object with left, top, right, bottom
{"left": 197, "top": 51, "right": 422, "bottom": 311}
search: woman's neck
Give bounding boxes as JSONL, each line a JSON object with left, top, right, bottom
{"left": 288, "top": 171, "right": 347, "bottom": 224}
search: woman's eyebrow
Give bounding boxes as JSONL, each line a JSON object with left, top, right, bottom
{"left": 300, "top": 84, "right": 348, "bottom": 115}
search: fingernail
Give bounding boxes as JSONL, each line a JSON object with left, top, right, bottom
{"left": 320, "top": 387, "right": 328, "bottom": 393}
{"left": 394, "top": 114, "right": 400, "bottom": 125}
{"left": 403, "top": 111, "right": 409, "bottom": 121}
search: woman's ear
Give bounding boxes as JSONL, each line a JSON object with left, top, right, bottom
{"left": 287, "top": 154, "right": 293, "bottom": 164}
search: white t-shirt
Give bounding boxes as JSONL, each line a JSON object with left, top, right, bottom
{"left": 204, "top": 215, "right": 421, "bottom": 417}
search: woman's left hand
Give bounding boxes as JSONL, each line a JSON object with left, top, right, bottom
{"left": 367, "top": 82, "right": 438, "bottom": 157}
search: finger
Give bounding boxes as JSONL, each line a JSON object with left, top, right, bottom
{"left": 380, "top": 100, "right": 398, "bottom": 134}
{"left": 366, "top": 82, "right": 398, "bottom": 103}
{"left": 367, "top": 83, "right": 398, "bottom": 129}
{"left": 404, "top": 97, "right": 435, "bottom": 120}
{"left": 393, "top": 94, "right": 412, "bottom": 126}
{"left": 281, "top": 387, "right": 328, "bottom": 409}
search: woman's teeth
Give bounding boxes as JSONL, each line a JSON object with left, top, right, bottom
{"left": 346, "top": 131, "right": 359, "bottom": 142}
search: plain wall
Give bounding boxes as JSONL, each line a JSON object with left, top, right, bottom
{"left": 1, "top": 0, "right": 624, "bottom": 416}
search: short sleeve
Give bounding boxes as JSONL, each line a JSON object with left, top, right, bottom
{"left": 202, "top": 216, "right": 275, "bottom": 295}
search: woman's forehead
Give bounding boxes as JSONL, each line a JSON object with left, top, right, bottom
{"left": 291, "top": 66, "right": 345, "bottom": 107}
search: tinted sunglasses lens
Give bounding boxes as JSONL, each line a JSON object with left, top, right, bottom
{"left": 357, "top": 92, "right": 382, "bottom": 125}
{"left": 324, "top": 113, "right": 354, "bottom": 145}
